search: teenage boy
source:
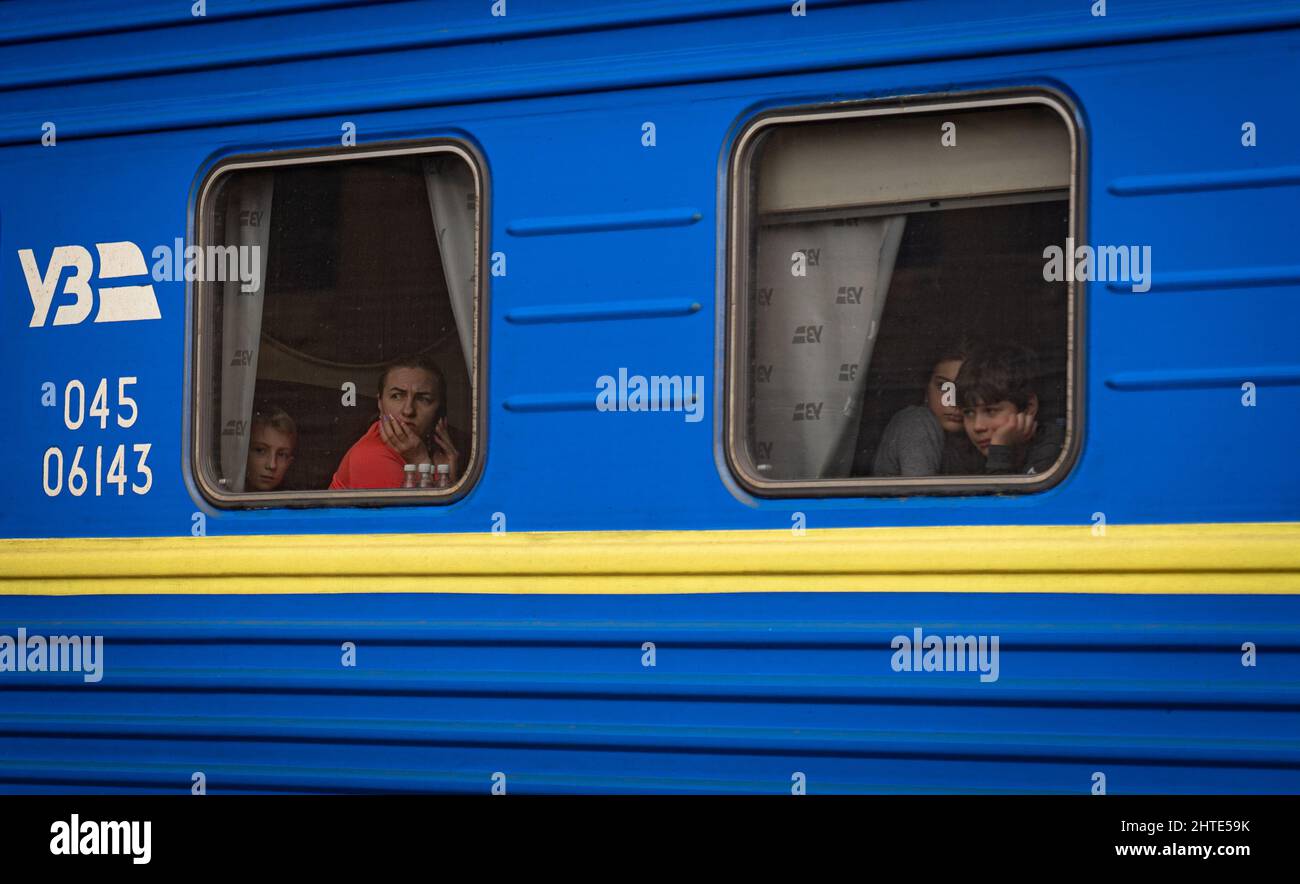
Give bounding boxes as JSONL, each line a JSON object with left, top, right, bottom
{"left": 956, "top": 343, "right": 1064, "bottom": 476}
{"left": 244, "top": 406, "right": 297, "bottom": 491}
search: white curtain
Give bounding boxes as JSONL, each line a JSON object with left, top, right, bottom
{"left": 751, "top": 215, "right": 906, "bottom": 479}
{"left": 218, "top": 173, "right": 273, "bottom": 492}
{"left": 423, "top": 156, "right": 477, "bottom": 373}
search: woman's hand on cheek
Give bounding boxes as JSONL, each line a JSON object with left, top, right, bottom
{"left": 379, "top": 414, "right": 431, "bottom": 465}
{"left": 432, "top": 417, "right": 460, "bottom": 479}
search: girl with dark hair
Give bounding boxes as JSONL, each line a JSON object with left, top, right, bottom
{"left": 871, "top": 341, "right": 979, "bottom": 477}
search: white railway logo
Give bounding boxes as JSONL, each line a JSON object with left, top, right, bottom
{"left": 18, "top": 242, "right": 161, "bottom": 327}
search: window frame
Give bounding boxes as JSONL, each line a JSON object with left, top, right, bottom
{"left": 723, "top": 88, "right": 1085, "bottom": 498}
{"left": 189, "top": 139, "right": 488, "bottom": 509}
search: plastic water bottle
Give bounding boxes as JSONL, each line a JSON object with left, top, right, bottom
{"left": 417, "top": 463, "right": 433, "bottom": 488}
{"left": 402, "top": 463, "right": 418, "bottom": 488}
{"left": 435, "top": 463, "right": 451, "bottom": 489}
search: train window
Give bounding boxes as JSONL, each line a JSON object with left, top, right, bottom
{"left": 191, "top": 143, "right": 485, "bottom": 506}
{"left": 726, "top": 93, "right": 1080, "bottom": 497}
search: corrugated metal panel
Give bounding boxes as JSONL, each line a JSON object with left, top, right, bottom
{"left": 3, "top": 1, "right": 1300, "bottom": 145}
{"left": 2, "top": 594, "right": 1296, "bottom": 793}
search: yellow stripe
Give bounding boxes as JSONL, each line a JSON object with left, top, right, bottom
{"left": 2, "top": 522, "right": 1299, "bottom": 595}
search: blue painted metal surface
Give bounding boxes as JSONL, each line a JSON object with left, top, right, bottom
{"left": 2, "top": 593, "right": 1298, "bottom": 793}
{"left": 1, "top": 0, "right": 1298, "bottom": 793}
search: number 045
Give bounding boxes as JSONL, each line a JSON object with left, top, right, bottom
{"left": 62, "top": 377, "right": 138, "bottom": 430}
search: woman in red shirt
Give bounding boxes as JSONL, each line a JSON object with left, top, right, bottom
{"left": 329, "top": 355, "right": 460, "bottom": 489}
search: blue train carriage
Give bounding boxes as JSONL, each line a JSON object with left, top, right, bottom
{"left": 1, "top": 0, "right": 1298, "bottom": 794}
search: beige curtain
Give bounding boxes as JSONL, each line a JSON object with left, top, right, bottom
{"left": 751, "top": 215, "right": 905, "bottom": 480}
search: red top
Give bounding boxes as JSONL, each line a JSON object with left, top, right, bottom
{"left": 329, "top": 420, "right": 406, "bottom": 490}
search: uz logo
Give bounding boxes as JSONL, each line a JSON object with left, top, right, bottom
{"left": 756, "top": 365, "right": 773, "bottom": 383}
{"left": 230, "top": 349, "right": 253, "bottom": 367}
{"left": 222, "top": 419, "right": 247, "bottom": 437}
{"left": 791, "top": 325, "right": 823, "bottom": 344}
{"left": 19, "top": 243, "right": 161, "bottom": 328}
{"left": 240, "top": 210, "right": 265, "bottom": 227}
{"left": 838, "top": 363, "right": 858, "bottom": 382}
{"left": 755, "top": 442, "right": 773, "bottom": 461}
{"left": 792, "top": 402, "right": 823, "bottom": 421}
{"left": 757, "top": 287, "right": 774, "bottom": 307}
{"left": 799, "top": 248, "right": 821, "bottom": 267}
{"left": 836, "top": 286, "right": 864, "bottom": 304}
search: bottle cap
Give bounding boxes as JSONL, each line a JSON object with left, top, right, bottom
{"left": 403, "top": 464, "right": 416, "bottom": 472}
{"left": 436, "top": 464, "right": 450, "bottom": 474}
{"left": 417, "top": 463, "right": 432, "bottom": 474}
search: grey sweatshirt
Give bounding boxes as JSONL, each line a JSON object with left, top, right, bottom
{"left": 873, "top": 406, "right": 1064, "bottom": 477}
{"left": 872, "top": 405, "right": 945, "bottom": 477}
